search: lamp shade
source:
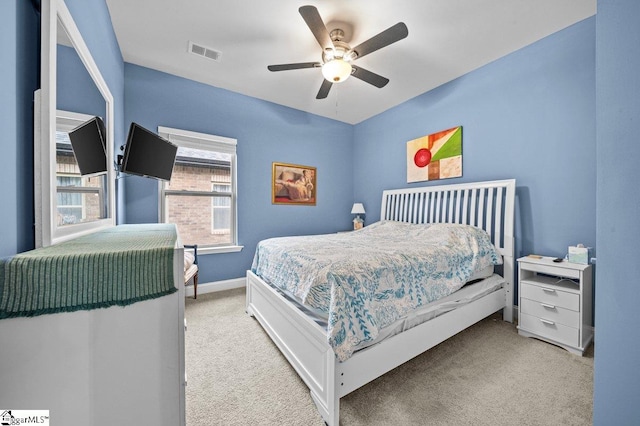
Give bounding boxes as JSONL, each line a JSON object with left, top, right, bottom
{"left": 351, "top": 203, "right": 366, "bottom": 215}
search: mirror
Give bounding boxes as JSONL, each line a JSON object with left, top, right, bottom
{"left": 56, "top": 22, "right": 108, "bottom": 227}
{"left": 35, "top": 0, "right": 115, "bottom": 247}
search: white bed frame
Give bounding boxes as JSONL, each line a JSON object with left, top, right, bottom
{"left": 246, "top": 179, "right": 516, "bottom": 425}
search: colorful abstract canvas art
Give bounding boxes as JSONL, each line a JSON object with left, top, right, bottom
{"left": 407, "top": 126, "right": 462, "bottom": 183}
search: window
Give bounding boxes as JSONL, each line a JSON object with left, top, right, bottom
{"left": 158, "top": 127, "right": 241, "bottom": 254}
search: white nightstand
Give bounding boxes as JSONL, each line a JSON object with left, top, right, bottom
{"left": 517, "top": 256, "right": 593, "bottom": 356}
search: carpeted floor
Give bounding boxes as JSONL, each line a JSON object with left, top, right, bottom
{"left": 185, "top": 288, "right": 593, "bottom": 426}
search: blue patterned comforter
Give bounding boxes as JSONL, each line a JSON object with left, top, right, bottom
{"left": 251, "top": 221, "right": 502, "bottom": 361}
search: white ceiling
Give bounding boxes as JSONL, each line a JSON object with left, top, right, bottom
{"left": 105, "top": 0, "right": 595, "bottom": 125}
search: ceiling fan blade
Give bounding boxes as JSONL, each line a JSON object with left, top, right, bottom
{"left": 299, "top": 5, "right": 333, "bottom": 51}
{"left": 351, "top": 22, "right": 408, "bottom": 59}
{"left": 267, "top": 62, "right": 320, "bottom": 72}
{"left": 351, "top": 66, "right": 389, "bottom": 88}
{"left": 316, "top": 79, "right": 333, "bottom": 99}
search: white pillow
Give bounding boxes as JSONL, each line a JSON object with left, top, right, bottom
{"left": 467, "top": 265, "right": 494, "bottom": 282}
{"left": 184, "top": 251, "right": 195, "bottom": 271}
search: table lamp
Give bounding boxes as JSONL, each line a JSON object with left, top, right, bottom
{"left": 351, "top": 203, "right": 366, "bottom": 230}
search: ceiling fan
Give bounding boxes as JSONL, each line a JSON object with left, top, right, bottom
{"left": 267, "top": 5, "right": 408, "bottom": 99}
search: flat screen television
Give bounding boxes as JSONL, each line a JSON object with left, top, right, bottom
{"left": 121, "top": 122, "right": 178, "bottom": 181}
{"left": 68, "top": 116, "right": 107, "bottom": 176}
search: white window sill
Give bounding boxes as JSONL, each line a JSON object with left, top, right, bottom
{"left": 198, "top": 245, "right": 244, "bottom": 255}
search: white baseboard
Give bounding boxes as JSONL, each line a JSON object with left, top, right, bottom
{"left": 185, "top": 277, "right": 245, "bottom": 298}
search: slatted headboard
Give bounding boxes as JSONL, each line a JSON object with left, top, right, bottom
{"left": 380, "top": 179, "right": 516, "bottom": 320}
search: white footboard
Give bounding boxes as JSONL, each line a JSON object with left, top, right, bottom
{"left": 337, "top": 286, "right": 507, "bottom": 397}
{"left": 246, "top": 270, "right": 340, "bottom": 425}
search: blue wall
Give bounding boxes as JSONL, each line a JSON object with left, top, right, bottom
{"left": 123, "top": 64, "right": 354, "bottom": 282}
{"left": 594, "top": 0, "right": 640, "bottom": 423}
{"left": 0, "top": 0, "right": 39, "bottom": 257}
{"left": 354, "top": 18, "right": 596, "bottom": 267}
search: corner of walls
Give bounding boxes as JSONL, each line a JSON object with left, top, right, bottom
{"left": 123, "top": 63, "right": 354, "bottom": 281}
{"left": 353, "top": 17, "right": 596, "bottom": 264}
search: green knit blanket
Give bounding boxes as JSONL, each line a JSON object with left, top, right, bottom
{"left": 0, "top": 224, "right": 178, "bottom": 319}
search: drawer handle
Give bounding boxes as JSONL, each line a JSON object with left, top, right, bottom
{"left": 540, "top": 319, "right": 556, "bottom": 326}
{"left": 541, "top": 287, "right": 557, "bottom": 294}
{"left": 541, "top": 303, "right": 556, "bottom": 310}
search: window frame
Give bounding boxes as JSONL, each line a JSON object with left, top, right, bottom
{"left": 157, "top": 126, "right": 242, "bottom": 255}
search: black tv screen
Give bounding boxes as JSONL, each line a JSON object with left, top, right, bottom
{"left": 121, "top": 122, "right": 177, "bottom": 181}
{"left": 68, "top": 116, "right": 107, "bottom": 176}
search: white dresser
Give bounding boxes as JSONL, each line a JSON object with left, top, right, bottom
{"left": 0, "top": 236, "right": 186, "bottom": 425}
{"left": 517, "top": 256, "right": 593, "bottom": 356}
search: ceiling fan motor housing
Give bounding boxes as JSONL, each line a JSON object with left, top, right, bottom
{"left": 322, "top": 38, "right": 356, "bottom": 63}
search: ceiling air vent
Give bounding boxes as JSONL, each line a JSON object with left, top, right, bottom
{"left": 188, "top": 41, "right": 221, "bottom": 62}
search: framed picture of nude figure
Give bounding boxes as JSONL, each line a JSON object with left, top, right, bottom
{"left": 272, "top": 162, "right": 316, "bottom": 206}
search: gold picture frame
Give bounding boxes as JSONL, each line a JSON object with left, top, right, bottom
{"left": 272, "top": 162, "right": 317, "bottom": 206}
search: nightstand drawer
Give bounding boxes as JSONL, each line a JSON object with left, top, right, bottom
{"left": 520, "top": 313, "right": 579, "bottom": 347}
{"left": 520, "top": 282, "right": 579, "bottom": 311}
{"left": 520, "top": 298, "right": 580, "bottom": 328}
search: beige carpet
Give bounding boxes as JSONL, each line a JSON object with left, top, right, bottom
{"left": 185, "top": 288, "right": 593, "bottom": 426}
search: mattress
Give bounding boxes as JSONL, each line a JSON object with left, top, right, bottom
{"left": 271, "top": 274, "right": 505, "bottom": 353}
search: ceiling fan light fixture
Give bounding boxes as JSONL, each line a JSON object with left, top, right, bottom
{"left": 322, "top": 58, "right": 352, "bottom": 83}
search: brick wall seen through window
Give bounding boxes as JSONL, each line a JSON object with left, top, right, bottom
{"left": 165, "top": 161, "right": 231, "bottom": 246}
